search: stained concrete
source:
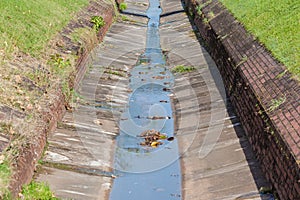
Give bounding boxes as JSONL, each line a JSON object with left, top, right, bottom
{"left": 36, "top": 8, "right": 148, "bottom": 200}
{"left": 37, "top": 0, "right": 271, "bottom": 199}
{"left": 160, "top": 0, "right": 271, "bottom": 199}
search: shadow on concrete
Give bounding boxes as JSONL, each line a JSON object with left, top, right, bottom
{"left": 181, "top": 0, "right": 274, "bottom": 198}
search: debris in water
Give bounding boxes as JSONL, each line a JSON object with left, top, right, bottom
{"left": 147, "top": 116, "right": 171, "bottom": 120}
{"left": 139, "top": 129, "right": 170, "bottom": 148}
{"left": 152, "top": 75, "right": 165, "bottom": 80}
{"left": 159, "top": 100, "right": 168, "bottom": 103}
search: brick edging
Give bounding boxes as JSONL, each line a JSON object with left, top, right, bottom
{"left": 8, "top": 2, "right": 116, "bottom": 197}
{"left": 184, "top": 0, "right": 300, "bottom": 199}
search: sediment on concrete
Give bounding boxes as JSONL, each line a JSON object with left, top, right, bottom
{"left": 8, "top": 1, "right": 116, "bottom": 197}
{"left": 184, "top": 0, "right": 300, "bottom": 199}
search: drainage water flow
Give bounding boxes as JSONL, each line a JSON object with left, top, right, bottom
{"left": 109, "top": 0, "right": 182, "bottom": 199}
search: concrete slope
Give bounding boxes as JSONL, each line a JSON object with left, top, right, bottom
{"left": 159, "top": 0, "right": 272, "bottom": 199}
{"left": 36, "top": 11, "right": 148, "bottom": 200}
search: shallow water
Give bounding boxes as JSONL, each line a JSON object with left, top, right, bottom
{"left": 109, "top": 0, "right": 182, "bottom": 199}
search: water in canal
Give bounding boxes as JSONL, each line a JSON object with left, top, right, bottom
{"left": 109, "top": 0, "right": 182, "bottom": 199}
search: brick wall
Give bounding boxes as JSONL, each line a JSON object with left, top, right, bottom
{"left": 184, "top": 0, "right": 300, "bottom": 199}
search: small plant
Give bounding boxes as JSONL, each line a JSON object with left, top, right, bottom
{"left": 171, "top": 65, "right": 195, "bottom": 73}
{"left": 90, "top": 16, "right": 105, "bottom": 32}
{"left": 203, "top": 17, "right": 209, "bottom": 24}
{"left": 48, "top": 54, "right": 71, "bottom": 74}
{"left": 196, "top": 5, "right": 202, "bottom": 15}
{"left": 208, "top": 11, "right": 215, "bottom": 18}
{"left": 268, "top": 96, "right": 286, "bottom": 112}
{"left": 119, "top": 2, "right": 128, "bottom": 11}
{"left": 21, "top": 181, "right": 59, "bottom": 200}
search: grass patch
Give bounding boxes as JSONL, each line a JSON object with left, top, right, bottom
{"left": 0, "top": 159, "right": 11, "bottom": 198}
{"left": 119, "top": 2, "right": 128, "bottom": 11}
{"left": 21, "top": 181, "right": 59, "bottom": 200}
{"left": 0, "top": 0, "right": 89, "bottom": 58}
{"left": 219, "top": 0, "right": 300, "bottom": 78}
{"left": 171, "top": 65, "right": 195, "bottom": 73}
{"left": 104, "top": 70, "right": 126, "bottom": 77}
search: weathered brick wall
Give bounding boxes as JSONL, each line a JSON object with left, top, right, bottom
{"left": 184, "top": 0, "right": 300, "bottom": 199}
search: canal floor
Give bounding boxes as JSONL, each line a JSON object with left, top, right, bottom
{"left": 36, "top": 0, "right": 273, "bottom": 199}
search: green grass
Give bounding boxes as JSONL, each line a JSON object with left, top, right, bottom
{"left": 0, "top": 160, "right": 11, "bottom": 198}
{"left": 21, "top": 181, "right": 59, "bottom": 200}
{"left": 0, "top": 0, "right": 89, "bottom": 57}
{"left": 119, "top": 2, "right": 128, "bottom": 11}
{"left": 219, "top": 0, "right": 300, "bottom": 78}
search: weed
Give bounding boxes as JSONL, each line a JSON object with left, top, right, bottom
{"left": 119, "top": 3, "right": 128, "bottom": 11}
{"left": 236, "top": 55, "right": 248, "bottom": 68}
{"left": 196, "top": 5, "right": 202, "bottom": 15}
{"left": 203, "top": 18, "right": 209, "bottom": 24}
{"left": 121, "top": 15, "right": 129, "bottom": 21}
{"left": 21, "top": 181, "right": 59, "bottom": 200}
{"left": 171, "top": 65, "right": 195, "bottom": 73}
{"left": 268, "top": 96, "right": 286, "bottom": 112}
{"left": 104, "top": 70, "right": 125, "bottom": 77}
{"left": 208, "top": 11, "right": 215, "bottom": 18}
{"left": 48, "top": 54, "right": 71, "bottom": 74}
{"left": 90, "top": 16, "right": 105, "bottom": 32}
{"left": 275, "top": 69, "right": 288, "bottom": 79}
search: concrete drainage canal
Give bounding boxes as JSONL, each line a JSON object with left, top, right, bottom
{"left": 36, "top": 0, "right": 275, "bottom": 199}
{"left": 110, "top": 0, "right": 182, "bottom": 199}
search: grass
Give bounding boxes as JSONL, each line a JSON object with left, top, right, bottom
{"left": 21, "top": 181, "right": 59, "bottom": 200}
{"left": 0, "top": 0, "right": 89, "bottom": 58}
{"left": 119, "top": 2, "right": 128, "bottom": 11}
{"left": 268, "top": 96, "right": 286, "bottom": 112}
{"left": 171, "top": 65, "right": 195, "bottom": 73}
{"left": 219, "top": 0, "right": 300, "bottom": 78}
{"left": 0, "top": 159, "right": 11, "bottom": 198}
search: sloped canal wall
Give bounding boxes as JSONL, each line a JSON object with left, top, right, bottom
{"left": 184, "top": 0, "right": 300, "bottom": 199}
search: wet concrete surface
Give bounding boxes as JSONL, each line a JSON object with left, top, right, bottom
{"left": 37, "top": 0, "right": 272, "bottom": 199}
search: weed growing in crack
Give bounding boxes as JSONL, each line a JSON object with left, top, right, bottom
{"left": 90, "top": 16, "right": 105, "bottom": 32}
{"left": 171, "top": 65, "right": 195, "bottom": 73}
{"left": 119, "top": 3, "right": 128, "bottom": 11}
{"left": 268, "top": 96, "right": 286, "bottom": 112}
